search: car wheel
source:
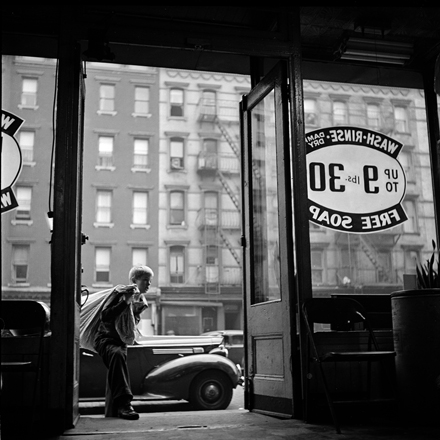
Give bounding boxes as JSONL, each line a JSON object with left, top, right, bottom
{"left": 189, "top": 370, "right": 233, "bottom": 410}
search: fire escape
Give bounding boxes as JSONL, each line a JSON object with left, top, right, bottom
{"left": 197, "top": 98, "right": 242, "bottom": 294}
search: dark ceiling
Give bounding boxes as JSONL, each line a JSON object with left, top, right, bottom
{"left": 2, "top": 5, "right": 440, "bottom": 83}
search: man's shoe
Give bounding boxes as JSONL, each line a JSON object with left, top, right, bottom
{"left": 117, "top": 404, "right": 139, "bottom": 420}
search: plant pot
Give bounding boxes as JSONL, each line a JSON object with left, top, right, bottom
{"left": 391, "top": 289, "right": 440, "bottom": 423}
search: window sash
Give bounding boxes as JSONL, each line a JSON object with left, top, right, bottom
{"left": 170, "top": 247, "right": 184, "bottom": 283}
{"left": 134, "top": 86, "right": 149, "bottom": 114}
{"left": 95, "top": 247, "right": 110, "bottom": 282}
{"left": 98, "top": 136, "right": 114, "bottom": 167}
{"left": 99, "top": 84, "right": 115, "bottom": 111}
{"left": 132, "top": 248, "right": 148, "bottom": 266}
{"left": 133, "top": 191, "right": 148, "bottom": 224}
{"left": 170, "top": 191, "right": 184, "bottom": 224}
{"left": 12, "top": 245, "right": 29, "bottom": 282}
{"left": 133, "top": 139, "right": 149, "bottom": 168}
{"left": 15, "top": 186, "right": 32, "bottom": 219}
{"left": 333, "top": 101, "right": 347, "bottom": 124}
{"left": 96, "top": 191, "right": 112, "bottom": 223}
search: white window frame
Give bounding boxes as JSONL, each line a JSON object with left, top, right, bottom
{"left": 19, "top": 130, "right": 35, "bottom": 164}
{"left": 170, "top": 137, "right": 184, "bottom": 170}
{"left": 96, "top": 135, "right": 115, "bottom": 170}
{"left": 20, "top": 78, "right": 38, "bottom": 109}
{"left": 170, "top": 88, "right": 184, "bottom": 117}
{"left": 98, "top": 83, "right": 116, "bottom": 115}
{"left": 13, "top": 186, "right": 32, "bottom": 224}
{"left": 94, "top": 247, "right": 111, "bottom": 285}
{"left": 95, "top": 189, "right": 113, "bottom": 227}
{"left": 170, "top": 245, "right": 185, "bottom": 284}
{"left": 11, "top": 244, "right": 30, "bottom": 284}
{"left": 132, "top": 138, "right": 149, "bottom": 171}
{"left": 133, "top": 86, "right": 150, "bottom": 116}
{"left": 131, "top": 191, "right": 149, "bottom": 228}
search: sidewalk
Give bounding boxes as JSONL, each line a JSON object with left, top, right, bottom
{"left": 56, "top": 408, "right": 440, "bottom": 440}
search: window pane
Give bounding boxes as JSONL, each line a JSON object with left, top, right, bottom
{"left": 134, "top": 86, "right": 149, "bottom": 114}
{"left": 21, "top": 78, "right": 37, "bottom": 106}
{"left": 100, "top": 84, "right": 115, "bottom": 111}
{"left": 367, "top": 104, "right": 380, "bottom": 128}
{"left": 170, "top": 191, "right": 184, "bottom": 224}
{"left": 133, "top": 191, "right": 148, "bottom": 224}
{"left": 170, "top": 246, "right": 184, "bottom": 283}
{"left": 19, "top": 131, "right": 35, "bottom": 162}
{"left": 250, "top": 89, "right": 281, "bottom": 304}
{"left": 12, "top": 245, "right": 29, "bottom": 282}
{"left": 95, "top": 247, "right": 110, "bottom": 282}
{"left": 98, "top": 136, "right": 114, "bottom": 167}
{"left": 96, "top": 190, "right": 112, "bottom": 223}
{"left": 304, "top": 99, "right": 317, "bottom": 125}
{"left": 333, "top": 101, "right": 347, "bottom": 124}
{"left": 305, "top": 80, "right": 435, "bottom": 296}
{"left": 133, "top": 138, "right": 149, "bottom": 168}
{"left": 132, "top": 248, "right": 147, "bottom": 266}
{"left": 15, "top": 186, "right": 32, "bottom": 219}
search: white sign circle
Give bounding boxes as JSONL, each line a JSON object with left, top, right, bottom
{"left": 1, "top": 132, "right": 23, "bottom": 190}
{"left": 307, "top": 144, "right": 406, "bottom": 214}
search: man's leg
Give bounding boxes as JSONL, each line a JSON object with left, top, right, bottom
{"left": 96, "top": 341, "right": 138, "bottom": 419}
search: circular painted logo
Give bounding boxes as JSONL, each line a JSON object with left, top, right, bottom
{"left": 306, "top": 126, "right": 407, "bottom": 233}
{"left": 1, "top": 109, "right": 25, "bottom": 214}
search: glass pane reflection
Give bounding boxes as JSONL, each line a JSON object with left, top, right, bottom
{"left": 251, "top": 90, "right": 281, "bottom": 304}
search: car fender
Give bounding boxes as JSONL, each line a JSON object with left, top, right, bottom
{"left": 141, "top": 353, "right": 240, "bottom": 400}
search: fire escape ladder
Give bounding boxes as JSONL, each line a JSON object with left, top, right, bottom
{"left": 215, "top": 117, "right": 240, "bottom": 158}
{"left": 217, "top": 169, "right": 240, "bottom": 210}
{"left": 219, "top": 228, "right": 241, "bottom": 266}
{"left": 359, "top": 235, "right": 389, "bottom": 282}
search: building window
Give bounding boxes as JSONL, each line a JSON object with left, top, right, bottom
{"left": 394, "top": 106, "right": 408, "bottom": 133}
{"left": 132, "top": 248, "right": 148, "bottom": 267}
{"left": 99, "top": 84, "right": 115, "bottom": 112}
{"left": 201, "top": 90, "right": 217, "bottom": 117}
{"left": 133, "top": 138, "right": 149, "bottom": 169}
{"left": 404, "top": 249, "right": 419, "bottom": 274}
{"left": 304, "top": 99, "right": 317, "bottom": 126}
{"left": 311, "top": 250, "right": 324, "bottom": 284}
{"left": 402, "top": 199, "right": 418, "bottom": 233}
{"left": 95, "top": 247, "right": 111, "bottom": 283}
{"left": 96, "top": 190, "right": 112, "bottom": 224}
{"left": 333, "top": 100, "right": 348, "bottom": 125}
{"left": 399, "top": 150, "right": 414, "bottom": 182}
{"left": 367, "top": 103, "right": 381, "bottom": 129}
{"left": 19, "top": 131, "right": 35, "bottom": 163}
{"left": 132, "top": 191, "right": 148, "bottom": 226}
{"left": 134, "top": 86, "right": 150, "bottom": 115}
{"left": 170, "top": 88, "right": 184, "bottom": 117}
{"left": 98, "top": 135, "right": 114, "bottom": 168}
{"left": 15, "top": 186, "right": 32, "bottom": 220}
{"left": 170, "top": 245, "right": 185, "bottom": 283}
{"left": 170, "top": 137, "right": 184, "bottom": 170}
{"left": 21, "top": 78, "right": 38, "bottom": 107}
{"left": 169, "top": 190, "right": 185, "bottom": 225}
{"left": 12, "top": 244, "right": 30, "bottom": 283}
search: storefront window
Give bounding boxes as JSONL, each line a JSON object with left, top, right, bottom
{"left": 304, "top": 79, "right": 436, "bottom": 298}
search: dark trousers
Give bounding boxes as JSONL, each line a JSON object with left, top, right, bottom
{"left": 95, "top": 339, "right": 133, "bottom": 417}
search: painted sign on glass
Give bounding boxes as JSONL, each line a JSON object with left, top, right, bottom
{"left": 306, "top": 126, "right": 407, "bottom": 233}
{"left": 1, "top": 110, "right": 25, "bottom": 214}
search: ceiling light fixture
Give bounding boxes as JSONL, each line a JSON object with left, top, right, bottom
{"left": 337, "top": 36, "right": 413, "bottom": 66}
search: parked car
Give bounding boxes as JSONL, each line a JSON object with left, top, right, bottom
{"left": 201, "top": 330, "right": 244, "bottom": 368}
{"left": 80, "top": 335, "right": 242, "bottom": 410}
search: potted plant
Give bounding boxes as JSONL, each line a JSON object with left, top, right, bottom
{"left": 391, "top": 240, "right": 440, "bottom": 423}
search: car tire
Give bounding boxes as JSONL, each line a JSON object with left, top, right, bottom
{"left": 189, "top": 370, "right": 233, "bottom": 410}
